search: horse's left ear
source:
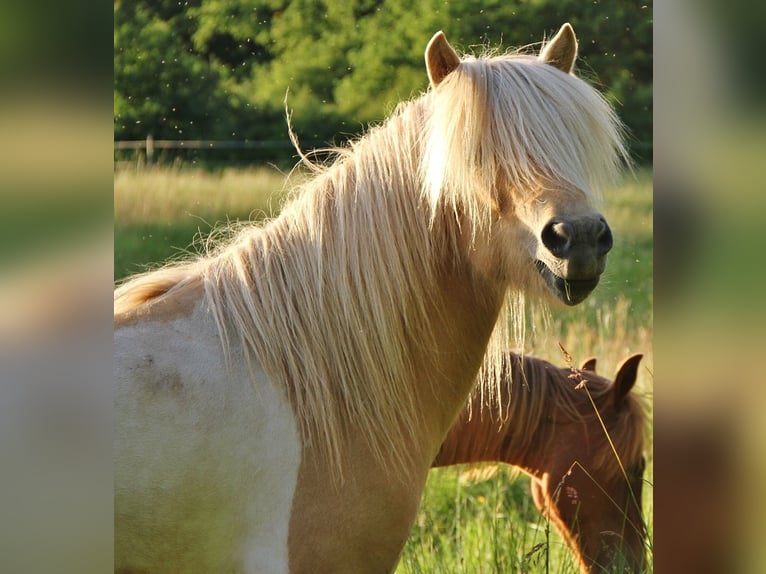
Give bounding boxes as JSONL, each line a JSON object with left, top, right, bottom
{"left": 539, "top": 23, "right": 578, "bottom": 73}
{"left": 611, "top": 353, "right": 643, "bottom": 408}
{"left": 579, "top": 357, "right": 597, "bottom": 372}
{"left": 425, "top": 31, "right": 461, "bottom": 88}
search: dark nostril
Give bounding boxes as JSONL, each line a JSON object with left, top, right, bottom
{"left": 541, "top": 217, "right": 613, "bottom": 260}
{"left": 541, "top": 219, "right": 572, "bottom": 257}
{"left": 597, "top": 218, "right": 614, "bottom": 255}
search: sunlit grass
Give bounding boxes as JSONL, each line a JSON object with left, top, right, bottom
{"left": 114, "top": 165, "right": 296, "bottom": 279}
{"left": 398, "top": 466, "right": 583, "bottom": 574}
{"left": 114, "top": 165, "right": 290, "bottom": 225}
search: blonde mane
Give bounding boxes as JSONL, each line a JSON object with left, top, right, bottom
{"left": 422, "top": 52, "right": 627, "bottom": 225}
{"left": 115, "top": 42, "right": 628, "bottom": 479}
{"left": 114, "top": 264, "right": 203, "bottom": 316}
{"left": 203, "top": 104, "right": 446, "bottom": 477}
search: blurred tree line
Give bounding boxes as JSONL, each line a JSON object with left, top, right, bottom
{"left": 115, "top": 0, "right": 652, "bottom": 163}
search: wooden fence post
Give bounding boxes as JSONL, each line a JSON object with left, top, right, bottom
{"left": 146, "top": 134, "right": 154, "bottom": 165}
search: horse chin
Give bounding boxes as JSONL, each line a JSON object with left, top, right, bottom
{"left": 534, "top": 260, "right": 599, "bottom": 306}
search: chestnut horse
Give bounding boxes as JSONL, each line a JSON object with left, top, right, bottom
{"left": 115, "top": 24, "right": 627, "bottom": 573}
{"left": 434, "top": 353, "right": 648, "bottom": 572}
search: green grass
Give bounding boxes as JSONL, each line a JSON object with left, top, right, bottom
{"left": 114, "top": 165, "right": 653, "bottom": 573}
{"left": 114, "top": 165, "right": 292, "bottom": 280}
{"left": 398, "top": 466, "right": 580, "bottom": 574}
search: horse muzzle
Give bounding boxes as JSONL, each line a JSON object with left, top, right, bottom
{"left": 535, "top": 214, "right": 613, "bottom": 306}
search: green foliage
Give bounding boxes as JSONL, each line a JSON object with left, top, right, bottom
{"left": 114, "top": 0, "right": 652, "bottom": 159}
{"left": 114, "top": 1, "right": 235, "bottom": 140}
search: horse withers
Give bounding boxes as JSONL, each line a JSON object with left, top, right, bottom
{"left": 115, "top": 23, "right": 627, "bottom": 573}
{"left": 434, "top": 353, "right": 648, "bottom": 573}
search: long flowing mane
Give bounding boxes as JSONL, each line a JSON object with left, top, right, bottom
{"left": 114, "top": 39, "right": 627, "bottom": 478}
{"left": 204, "top": 105, "right": 445, "bottom": 475}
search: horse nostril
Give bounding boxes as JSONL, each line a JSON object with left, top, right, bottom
{"left": 541, "top": 219, "right": 572, "bottom": 257}
{"left": 542, "top": 217, "right": 613, "bottom": 260}
{"left": 597, "top": 218, "right": 613, "bottom": 255}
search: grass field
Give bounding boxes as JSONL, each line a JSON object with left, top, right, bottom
{"left": 114, "top": 164, "right": 653, "bottom": 572}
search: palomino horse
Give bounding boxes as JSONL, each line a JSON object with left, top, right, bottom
{"left": 434, "top": 352, "right": 648, "bottom": 573}
{"left": 115, "top": 24, "right": 627, "bottom": 573}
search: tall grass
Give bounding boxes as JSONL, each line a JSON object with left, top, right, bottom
{"left": 114, "top": 165, "right": 295, "bottom": 280}
{"left": 399, "top": 465, "right": 583, "bottom": 574}
{"left": 113, "top": 165, "right": 652, "bottom": 572}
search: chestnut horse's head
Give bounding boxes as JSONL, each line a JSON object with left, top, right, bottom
{"left": 530, "top": 354, "right": 647, "bottom": 573}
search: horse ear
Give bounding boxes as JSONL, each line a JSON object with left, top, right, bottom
{"left": 611, "top": 353, "right": 643, "bottom": 407}
{"left": 539, "top": 23, "right": 578, "bottom": 73}
{"left": 579, "top": 357, "right": 597, "bottom": 372}
{"left": 425, "top": 31, "right": 461, "bottom": 88}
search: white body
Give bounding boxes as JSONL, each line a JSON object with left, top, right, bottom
{"left": 114, "top": 300, "right": 301, "bottom": 573}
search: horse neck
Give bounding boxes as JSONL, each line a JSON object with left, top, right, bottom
{"left": 432, "top": 403, "right": 509, "bottom": 468}
{"left": 413, "top": 270, "right": 508, "bottom": 455}
{"left": 319, "top": 102, "right": 514, "bottom": 458}
{"left": 205, "top": 98, "right": 512, "bottom": 481}
{"left": 433, "top": 355, "right": 566, "bottom": 473}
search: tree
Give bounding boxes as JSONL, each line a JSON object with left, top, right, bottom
{"left": 114, "top": 0, "right": 652, "bottom": 161}
{"left": 114, "top": 1, "right": 234, "bottom": 140}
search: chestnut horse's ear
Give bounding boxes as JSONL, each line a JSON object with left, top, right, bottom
{"left": 579, "top": 357, "right": 597, "bottom": 372}
{"left": 539, "top": 23, "right": 578, "bottom": 73}
{"left": 611, "top": 353, "right": 643, "bottom": 408}
{"left": 425, "top": 31, "right": 461, "bottom": 88}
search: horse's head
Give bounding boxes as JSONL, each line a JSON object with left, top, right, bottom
{"left": 530, "top": 354, "right": 647, "bottom": 573}
{"left": 423, "top": 24, "right": 625, "bottom": 306}
{"left": 517, "top": 183, "right": 613, "bottom": 306}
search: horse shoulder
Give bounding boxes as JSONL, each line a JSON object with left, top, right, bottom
{"left": 114, "top": 287, "right": 302, "bottom": 573}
